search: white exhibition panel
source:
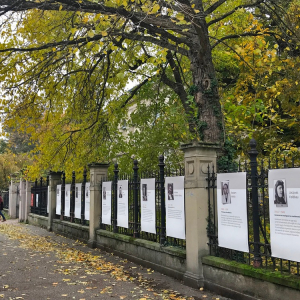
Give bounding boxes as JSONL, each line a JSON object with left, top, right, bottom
{"left": 165, "top": 176, "right": 185, "bottom": 239}
{"left": 269, "top": 168, "right": 300, "bottom": 262}
{"left": 74, "top": 183, "right": 82, "bottom": 219}
{"left": 64, "top": 184, "right": 71, "bottom": 217}
{"left": 56, "top": 184, "right": 61, "bottom": 215}
{"left": 217, "top": 172, "right": 249, "bottom": 253}
{"left": 140, "top": 178, "right": 156, "bottom": 234}
{"left": 117, "top": 180, "right": 129, "bottom": 228}
{"left": 47, "top": 186, "right": 50, "bottom": 214}
{"left": 36, "top": 194, "right": 39, "bottom": 208}
{"left": 85, "top": 182, "right": 90, "bottom": 220}
{"left": 102, "top": 181, "right": 112, "bottom": 225}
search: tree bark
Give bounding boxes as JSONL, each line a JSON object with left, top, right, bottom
{"left": 188, "top": 17, "right": 224, "bottom": 144}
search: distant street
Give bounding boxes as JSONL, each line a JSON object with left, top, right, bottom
{"left": 0, "top": 220, "right": 231, "bottom": 300}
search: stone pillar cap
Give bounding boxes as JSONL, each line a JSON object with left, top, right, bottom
{"left": 181, "top": 141, "right": 221, "bottom": 151}
{"left": 48, "top": 170, "right": 63, "bottom": 176}
{"left": 88, "top": 162, "right": 110, "bottom": 168}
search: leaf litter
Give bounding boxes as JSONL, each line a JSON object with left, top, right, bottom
{"left": 0, "top": 223, "right": 223, "bottom": 300}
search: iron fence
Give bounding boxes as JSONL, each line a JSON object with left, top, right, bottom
{"left": 57, "top": 169, "right": 88, "bottom": 225}
{"left": 2, "top": 191, "right": 9, "bottom": 209}
{"left": 100, "top": 155, "right": 186, "bottom": 248}
{"left": 207, "top": 139, "right": 300, "bottom": 275}
{"left": 31, "top": 177, "right": 49, "bottom": 216}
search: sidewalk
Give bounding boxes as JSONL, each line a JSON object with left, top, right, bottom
{"left": 0, "top": 220, "right": 232, "bottom": 300}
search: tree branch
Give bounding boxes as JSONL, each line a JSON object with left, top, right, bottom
{"left": 207, "top": 0, "right": 265, "bottom": 26}
{"left": 205, "top": 0, "right": 226, "bottom": 15}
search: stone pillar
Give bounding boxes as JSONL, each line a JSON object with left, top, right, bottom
{"left": 48, "top": 171, "right": 62, "bottom": 231}
{"left": 19, "top": 180, "right": 26, "bottom": 222}
{"left": 88, "top": 163, "right": 109, "bottom": 248}
{"left": 24, "top": 181, "right": 34, "bottom": 222}
{"left": 181, "top": 142, "right": 219, "bottom": 288}
{"left": 9, "top": 174, "right": 19, "bottom": 219}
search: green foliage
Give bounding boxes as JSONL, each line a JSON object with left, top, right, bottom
{"left": 217, "top": 138, "right": 238, "bottom": 172}
{"left": 0, "top": 140, "right": 8, "bottom": 154}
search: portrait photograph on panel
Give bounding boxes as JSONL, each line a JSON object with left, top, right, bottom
{"left": 103, "top": 186, "right": 106, "bottom": 200}
{"left": 221, "top": 181, "right": 231, "bottom": 204}
{"left": 274, "top": 179, "right": 288, "bottom": 207}
{"left": 142, "top": 184, "right": 147, "bottom": 201}
{"left": 75, "top": 187, "right": 78, "bottom": 198}
{"left": 167, "top": 183, "right": 174, "bottom": 200}
{"left": 119, "top": 186, "right": 122, "bottom": 198}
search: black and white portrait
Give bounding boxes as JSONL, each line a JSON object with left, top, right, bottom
{"left": 142, "top": 184, "right": 147, "bottom": 201}
{"left": 119, "top": 186, "right": 122, "bottom": 198}
{"left": 103, "top": 186, "right": 106, "bottom": 200}
{"left": 75, "top": 187, "right": 78, "bottom": 198}
{"left": 221, "top": 181, "right": 231, "bottom": 204}
{"left": 167, "top": 183, "right": 174, "bottom": 200}
{"left": 274, "top": 179, "right": 288, "bottom": 207}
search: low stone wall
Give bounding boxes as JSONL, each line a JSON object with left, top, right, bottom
{"left": 96, "top": 229, "right": 186, "bottom": 280}
{"left": 27, "top": 215, "right": 186, "bottom": 279}
{"left": 28, "top": 213, "right": 48, "bottom": 229}
{"left": 202, "top": 256, "right": 300, "bottom": 300}
{"left": 28, "top": 215, "right": 300, "bottom": 300}
{"left": 27, "top": 214, "right": 89, "bottom": 242}
{"left": 52, "top": 219, "right": 89, "bottom": 243}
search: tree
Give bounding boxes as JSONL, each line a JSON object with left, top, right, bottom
{"left": 0, "top": 0, "right": 298, "bottom": 175}
{"left": 220, "top": 1, "right": 300, "bottom": 158}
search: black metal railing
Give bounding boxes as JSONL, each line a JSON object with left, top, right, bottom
{"left": 31, "top": 176, "right": 49, "bottom": 216}
{"left": 207, "top": 138, "right": 300, "bottom": 275}
{"left": 100, "top": 156, "right": 185, "bottom": 248}
{"left": 56, "top": 169, "right": 88, "bottom": 225}
{"left": 2, "top": 191, "right": 9, "bottom": 209}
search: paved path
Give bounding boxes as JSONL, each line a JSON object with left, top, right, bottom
{"left": 0, "top": 220, "right": 231, "bottom": 300}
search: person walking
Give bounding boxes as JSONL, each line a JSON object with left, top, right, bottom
{"left": 0, "top": 194, "right": 6, "bottom": 222}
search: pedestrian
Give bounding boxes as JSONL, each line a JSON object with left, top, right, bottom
{"left": 0, "top": 194, "right": 6, "bottom": 222}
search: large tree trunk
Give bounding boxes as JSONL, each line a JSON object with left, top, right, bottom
{"left": 189, "top": 16, "right": 224, "bottom": 145}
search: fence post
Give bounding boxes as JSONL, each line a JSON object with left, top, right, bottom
{"left": 81, "top": 168, "right": 87, "bottom": 225}
{"left": 48, "top": 171, "right": 63, "bottom": 231}
{"left": 158, "top": 155, "right": 166, "bottom": 244}
{"left": 181, "top": 142, "right": 219, "bottom": 288}
{"left": 248, "top": 138, "right": 262, "bottom": 268}
{"left": 133, "top": 159, "right": 139, "bottom": 238}
{"left": 113, "top": 163, "right": 119, "bottom": 234}
{"left": 25, "top": 180, "right": 33, "bottom": 222}
{"left": 9, "top": 174, "right": 19, "bottom": 218}
{"left": 40, "top": 177, "right": 43, "bottom": 215}
{"left": 19, "top": 179, "right": 26, "bottom": 222}
{"left": 88, "top": 163, "right": 109, "bottom": 248}
{"left": 60, "top": 172, "right": 65, "bottom": 220}
{"left": 70, "top": 171, "right": 76, "bottom": 223}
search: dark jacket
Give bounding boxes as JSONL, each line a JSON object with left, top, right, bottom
{"left": 0, "top": 201, "right": 3, "bottom": 211}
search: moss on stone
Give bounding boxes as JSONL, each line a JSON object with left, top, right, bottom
{"left": 97, "top": 229, "right": 186, "bottom": 259}
{"left": 203, "top": 256, "right": 300, "bottom": 290}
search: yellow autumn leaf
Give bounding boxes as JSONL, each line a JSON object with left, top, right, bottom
{"left": 151, "top": 3, "right": 160, "bottom": 14}
{"left": 87, "top": 30, "right": 94, "bottom": 38}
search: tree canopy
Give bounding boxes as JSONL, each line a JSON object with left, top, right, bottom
{"left": 0, "top": 0, "right": 300, "bottom": 177}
